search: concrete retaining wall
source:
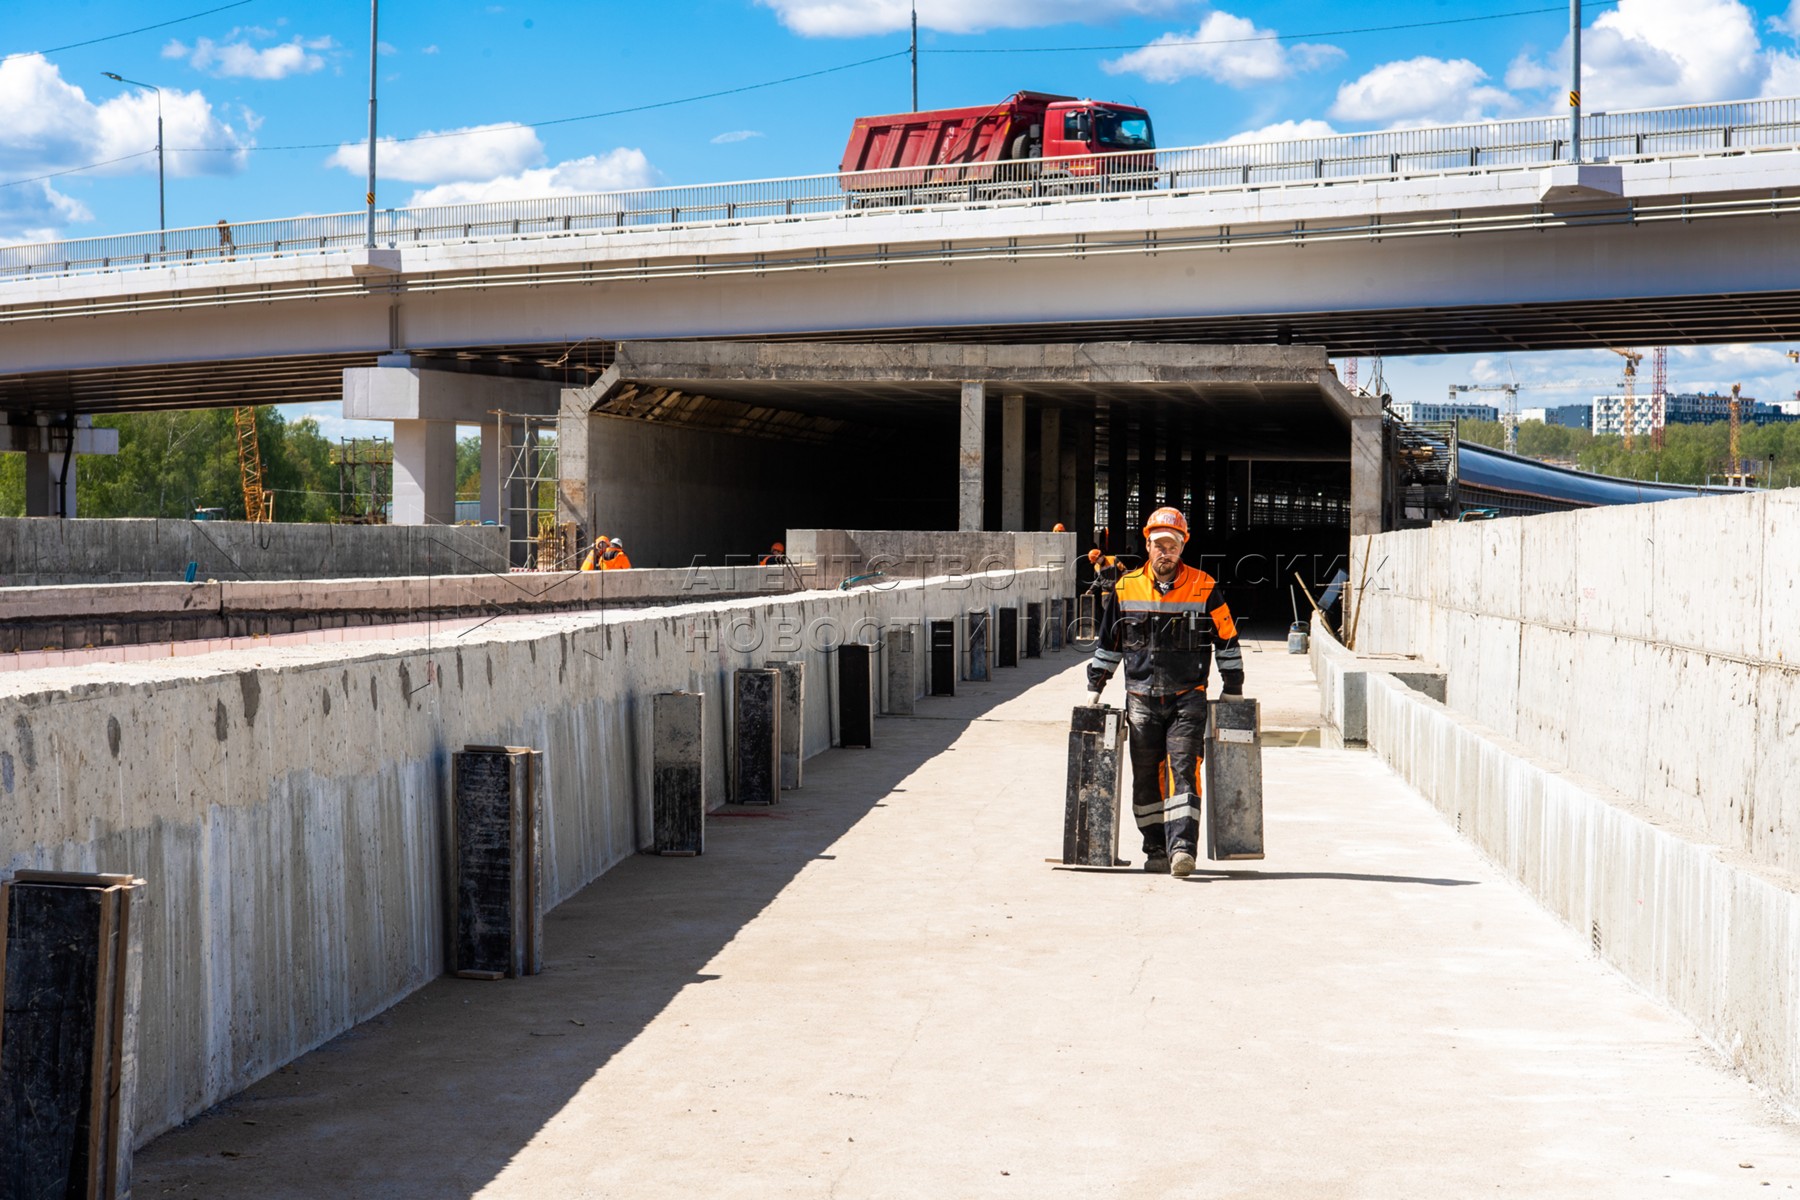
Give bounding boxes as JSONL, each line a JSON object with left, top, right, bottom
{"left": 1352, "top": 644, "right": 1800, "bottom": 1111}
{"left": 0, "top": 518, "right": 510, "bottom": 587}
{"left": 0, "top": 567, "right": 1065, "bottom": 1145}
{"left": 0, "top": 565, "right": 801, "bottom": 653}
{"left": 1351, "top": 491, "right": 1800, "bottom": 878}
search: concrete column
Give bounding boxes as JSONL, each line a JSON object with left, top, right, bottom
{"left": 1106, "top": 403, "right": 1129, "bottom": 554}
{"left": 959, "top": 381, "right": 985, "bottom": 532}
{"left": 1166, "top": 413, "right": 1187, "bottom": 516}
{"left": 1074, "top": 411, "right": 1095, "bottom": 547}
{"left": 1038, "top": 406, "right": 1061, "bottom": 530}
{"left": 1002, "top": 392, "right": 1025, "bottom": 531}
{"left": 1212, "top": 454, "right": 1230, "bottom": 537}
{"left": 479, "top": 423, "right": 503, "bottom": 525}
{"left": 1350, "top": 415, "right": 1384, "bottom": 536}
{"left": 1232, "top": 459, "right": 1253, "bottom": 534}
{"left": 392, "top": 419, "right": 456, "bottom": 526}
{"left": 23, "top": 448, "right": 77, "bottom": 518}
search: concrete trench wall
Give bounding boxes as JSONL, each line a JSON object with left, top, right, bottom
{"left": 1326, "top": 492, "right": 1800, "bottom": 1109}
{"left": 1352, "top": 655, "right": 1800, "bottom": 1110}
{"left": 1350, "top": 491, "right": 1800, "bottom": 878}
{"left": 0, "top": 567, "right": 1065, "bottom": 1145}
{"left": 0, "top": 518, "right": 511, "bottom": 587}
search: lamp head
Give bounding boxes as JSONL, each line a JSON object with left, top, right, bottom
{"left": 103, "top": 72, "right": 123, "bottom": 81}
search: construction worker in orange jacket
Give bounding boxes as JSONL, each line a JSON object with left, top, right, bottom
{"left": 1085, "top": 506, "right": 1244, "bottom": 878}
{"left": 759, "top": 541, "right": 788, "bottom": 566}
{"left": 601, "top": 538, "right": 632, "bottom": 569}
{"left": 580, "top": 536, "right": 610, "bottom": 572}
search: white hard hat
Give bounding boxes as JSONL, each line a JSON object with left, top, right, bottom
{"left": 610, "top": 538, "right": 623, "bottom": 548}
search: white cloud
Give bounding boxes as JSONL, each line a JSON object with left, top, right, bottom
{"left": 328, "top": 123, "right": 545, "bottom": 184}
{"left": 0, "top": 55, "right": 250, "bottom": 240}
{"left": 1103, "top": 11, "right": 1342, "bottom": 87}
{"left": 1507, "top": 0, "right": 1768, "bottom": 110}
{"left": 1330, "top": 57, "right": 1516, "bottom": 126}
{"left": 1767, "top": 51, "right": 1800, "bottom": 94}
{"left": 759, "top": 0, "right": 1179, "bottom": 37}
{"left": 1773, "top": 1, "right": 1800, "bottom": 36}
{"left": 1, "top": 54, "right": 252, "bottom": 179}
{"left": 422, "top": 44, "right": 441, "bottom": 55}
{"left": 712, "top": 129, "right": 765, "bottom": 144}
{"left": 1222, "top": 118, "right": 1336, "bottom": 144}
{"left": 404, "top": 149, "right": 658, "bottom": 206}
{"left": 164, "top": 32, "right": 336, "bottom": 80}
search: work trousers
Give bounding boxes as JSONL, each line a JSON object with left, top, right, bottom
{"left": 1126, "top": 690, "right": 1209, "bottom": 858}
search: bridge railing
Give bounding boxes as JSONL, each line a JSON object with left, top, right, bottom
{"left": 5, "top": 96, "right": 1799, "bottom": 282}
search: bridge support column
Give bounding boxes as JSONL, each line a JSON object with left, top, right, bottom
{"left": 479, "top": 423, "right": 503, "bottom": 525}
{"left": 1349, "top": 415, "right": 1383, "bottom": 537}
{"left": 959, "top": 382, "right": 985, "bottom": 532}
{"left": 1038, "top": 407, "right": 1061, "bottom": 530}
{"left": 4, "top": 417, "right": 117, "bottom": 519}
{"left": 392, "top": 419, "right": 456, "bottom": 526}
{"left": 1002, "top": 392, "right": 1025, "bottom": 530}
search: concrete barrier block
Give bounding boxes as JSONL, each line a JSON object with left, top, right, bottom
{"left": 1643, "top": 648, "right": 1757, "bottom": 846}
{"left": 1761, "top": 493, "right": 1800, "bottom": 664}
{"left": 1651, "top": 494, "right": 1764, "bottom": 658}
{"left": 1748, "top": 668, "right": 1800, "bottom": 875}
{"left": 1518, "top": 510, "right": 1579, "bottom": 627}
{"left": 1469, "top": 614, "right": 1524, "bottom": 739}
{"left": 1565, "top": 633, "right": 1651, "bottom": 802}
{"left": 884, "top": 627, "right": 916, "bottom": 715}
{"left": 1574, "top": 504, "right": 1656, "bottom": 641}
{"left": 1514, "top": 625, "right": 1576, "bottom": 758}
{"left": 1476, "top": 518, "right": 1523, "bottom": 620}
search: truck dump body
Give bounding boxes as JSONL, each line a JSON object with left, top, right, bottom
{"left": 840, "top": 92, "right": 1073, "bottom": 186}
{"left": 838, "top": 91, "right": 1156, "bottom": 201}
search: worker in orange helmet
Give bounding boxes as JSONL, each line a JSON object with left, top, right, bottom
{"left": 1052, "top": 522, "right": 1066, "bottom": 532}
{"left": 580, "top": 535, "right": 610, "bottom": 572}
{"left": 601, "top": 537, "right": 632, "bottom": 569}
{"left": 1084, "top": 506, "right": 1244, "bottom": 878}
{"left": 759, "top": 541, "right": 788, "bottom": 566}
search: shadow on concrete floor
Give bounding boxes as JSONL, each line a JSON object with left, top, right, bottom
{"left": 132, "top": 653, "right": 1080, "bottom": 1200}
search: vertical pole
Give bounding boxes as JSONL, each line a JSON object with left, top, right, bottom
{"left": 910, "top": 2, "right": 918, "bottom": 110}
{"left": 154, "top": 101, "right": 165, "bottom": 253}
{"left": 1569, "top": 0, "right": 1582, "bottom": 163}
{"left": 366, "top": 0, "right": 380, "bottom": 248}
{"left": 1002, "top": 392, "right": 1025, "bottom": 531}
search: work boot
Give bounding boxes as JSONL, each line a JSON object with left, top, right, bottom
{"left": 1169, "top": 851, "right": 1197, "bottom": 878}
{"left": 1143, "top": 855, "right": 1169, "bottom": 874}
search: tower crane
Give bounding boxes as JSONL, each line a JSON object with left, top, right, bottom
{"left": 1724, "top": 383, "right": 1755, "bottom": 487}
{"left": 1609, "top": 348, "right": 1644, "bottom": 450}
{"left": 1650, "top": 346, "right": 1668, "bottom": 449}
{"left": 1449, "top": 383, "right": 1521, "bottom": 453}
{"left": 234, "top": 406, "right": 271, "bottom": 522}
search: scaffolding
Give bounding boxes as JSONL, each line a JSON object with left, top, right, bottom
{"left": 495, "top": 412, "right": 574, "bottom": 569}
{"left": 332, "top": 437, "right": 393, "bottom": 524}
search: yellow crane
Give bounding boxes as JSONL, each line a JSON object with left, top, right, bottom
{"left": 1609, "top": 348, "right": 1645, "bottom": 450}
{"left": 234, "top": 405, "right": 271, "bottom": 522}
{"left": 1723, "top": 383, "right": 1755, "bottom": 488}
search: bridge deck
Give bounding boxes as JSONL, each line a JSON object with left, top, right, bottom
{"left": 132, "top": 642, "right": 1799, "bottom": 1197}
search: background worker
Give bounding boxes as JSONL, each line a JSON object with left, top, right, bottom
{"left": 580, "top": 535, "right": 611, "bottom": 572}
{"left": 759, "top": 541, "right": 788, "bottom": 566}
{"left": 1084, "top": 506, "right": 1244, "bottom": 878}
{"left": 602, "top": 538, "right": 632, "bottom": 569}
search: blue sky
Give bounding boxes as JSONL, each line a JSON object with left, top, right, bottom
{"left": 7, "top": 0, "right": 1800, "bottom": 436}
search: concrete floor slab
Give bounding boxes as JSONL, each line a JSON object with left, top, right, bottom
{"left": 134, "top": 641, "right": 1800, "bottom": 1199}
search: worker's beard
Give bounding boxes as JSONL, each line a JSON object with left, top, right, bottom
{"left": 1151, "top": 555, "right": 1181, "bottom": 581}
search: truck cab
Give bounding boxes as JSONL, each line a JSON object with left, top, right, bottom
{"left": 1039, "top": 100, "right": 1155, "bottom": 159}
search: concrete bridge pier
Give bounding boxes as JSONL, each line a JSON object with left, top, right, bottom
{"left": 342, "top": 361, "right": 560, "bottom": 528}
{"left": 2, "top": 416, "right": 119, "bottom": 518}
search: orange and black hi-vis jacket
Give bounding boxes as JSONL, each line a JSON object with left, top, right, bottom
{"left": 1087, "top": 563, "right": 1244, "bottom": 698}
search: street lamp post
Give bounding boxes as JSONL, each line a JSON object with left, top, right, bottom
{"left": 103, "top": 72, "right": 165, "bottom": 251}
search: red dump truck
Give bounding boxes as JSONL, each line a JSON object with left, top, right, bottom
{"left": 838, "top": 90, "right": 1156, "bottom": 204}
